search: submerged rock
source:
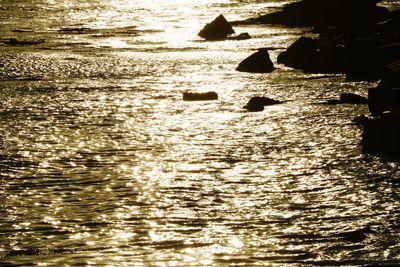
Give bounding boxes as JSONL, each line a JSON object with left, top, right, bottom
{"left": 1, "top": 38, "right": 45, "bottom": 46}
{"left": 339, "top": 226, "right": 375, "bottom": 243}
{"left": 227, "top": 32, "right": 251, "bottom": 40}
{"left": 183, "top": 91, "right": 218, "bottom": 101}
{"left": 236, "top": 48, "right": 274, "bottom": 73}
{"left": 325, "top": 93, "right": 368, "bottom": 105}
{"left": 243, "top": 96, "right": 282, "bottom": 112}
{"left": 198, "top": 15, "right": 235, "bottom": 40}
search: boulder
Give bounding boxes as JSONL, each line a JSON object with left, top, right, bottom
{"left": 362, "top": 111, "right": 400, "bottom": 156}
{"left": 183, "top": 91, "right": 218, "bottom": 101}
{"left": 277, "top": 37, "right": 318, "bottom": 69}
{"left": 277, "top": 37, "right": 346, "bottom": 73}
{"left": 243, "top": 96, "right": 282, "bottom": 112}
{"left": 198, "top": 15, "right": 235, "bottom": 40}
{"left": 368, "top": 59, "right": 400, "bottom": 115}
{"left": 236, "top": 48, "right": 274, "bottom": 73}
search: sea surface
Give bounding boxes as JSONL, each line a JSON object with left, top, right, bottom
{"left": 1, "top": 0, "right": 400, "bottom": 266}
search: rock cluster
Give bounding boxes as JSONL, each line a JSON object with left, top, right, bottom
{"left": 234, "top": 0, "right": 400, "bottom": 158}
{"left": 362, "top": 60, "right": 400, "bottom": 157}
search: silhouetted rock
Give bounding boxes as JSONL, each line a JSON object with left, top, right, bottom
{"left": 228, "top": 32, "right": 251, "bottom": 40}
{"left": 234, "top": 0, "right": 389, "bottom": 31}
{"left": 236, "top": 48, "right": 274, "bottom": 73}
{"left": 198, "top": 15, "right": 235, "bottom": 40}
{"left": 243, "top": 96, "right": 282, "bottom": 112}
{"left": 340, "top": 93, "right": 368, "bottom": 104}
{"left": 362, "top": 111, "right": 400, "bottom": 156}
{"left": 1, "top": 38, "right": 45, "bottom": 46}
{"left": 325, "top": 93, "right": 368, "bottom": 105}
{"left": 345, "top": 42, "right": 400, "bottom": 81}
{"left": 377, "top": 8, "right": 400, "bottom": 33}
{"left": 368, "top": 59, "right": 400, "bottom": 115}
{"left": 183, "top": 91, "right": 218, "bottom": 101}
{"left": 339, "top": 226, "right": 375, "bottom": 243}
{"left": 277, "top": 37, "right": 347, "bottom": 73}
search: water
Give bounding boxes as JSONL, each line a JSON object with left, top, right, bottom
{"left": 1, "top": 0, "right": 400, "bottom": 266}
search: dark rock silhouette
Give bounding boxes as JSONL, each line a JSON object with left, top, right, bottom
{"left": 339, "top": 226, "right": 375, "bottom": 243}
{"left": 276, "top": 35, "right": 400, "bottom": 78}
{"left": 325, "top": 93, "right": 368, "bottom": 105}
{"left": 228, "top": 32, "right": 251, "bottom": 40}
{"left": 277, "top": 37, "right": 347, "bottom": 73}
{"left": 346, "top": 42, "right": 400, "bottom": 81}
{"left": 234, "top": 0, "right": 389, "bottom": 31}
{"left": 1, "top": 38, "right": 45, "bottom": 46}
{"left": 236, "top": 48, "right": 275, "bottom": 73}
{"left": 340, "top": 93, "right": 369, "bottom": 104}
{"left": 368, "top": 59, "right": 400, "bottom": 115}
{"left": 362, "top": 111, "right": 400, "bottom": 156}
{"left": 352, "top": 115, "right": 370, "bottom": 126}
{"left": 183, "top": 91, "right": 218, "bottom": 101}
{"left": 198, "top": 15, "right": 235, "bottom": 40}
{"left": 243, "top": 96, "right": 282, "bottom": 112}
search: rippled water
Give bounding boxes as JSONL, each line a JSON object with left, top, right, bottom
{"left": 1, "top": 0, "right": 400, "bottom": 266}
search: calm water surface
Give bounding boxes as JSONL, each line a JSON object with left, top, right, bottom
{"left": 1, "top": 0, "right": 400, "bottom": 266}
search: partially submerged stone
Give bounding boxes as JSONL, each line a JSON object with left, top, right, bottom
{"left": 183, "top": 91, "right": 218, "bottom": 101}
{"left": 198, "top": 15, "right": 235, "bottom": 40}
{"left": 236, "top": 48, "right": 275, "bottom": 73}
{"left": 325, "top": 93, "right": 368, "bottom": 105}
{"left": 243, "top": 96, "right": 282, "bottom": 112}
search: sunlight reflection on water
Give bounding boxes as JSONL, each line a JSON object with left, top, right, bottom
{"left": 0, "top": 0, "right": 400, "bottom": 266}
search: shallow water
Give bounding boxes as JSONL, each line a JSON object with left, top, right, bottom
{"left": 1, "top": 0, "right": 400, "bottom": 266}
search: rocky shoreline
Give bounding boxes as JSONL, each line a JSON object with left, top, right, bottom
{"left": 201, "top": 0, "right": 400, "bottom": 159}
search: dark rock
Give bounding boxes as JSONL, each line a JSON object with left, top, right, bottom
{"left": 346, "top": 42, "right": 400, "bottom": 81}
{"left": 340, "top": 93, "right": 368, "bottom": 104}
{"left": 183, "top": 91, "right": 218, "bottom": 101}
{"left": 228, "top": 32, "right": 251, "bottom": 40}
{"left": 198, "top": 15, "right": 235, "bottom": 40}
{"left": 339, "top": 226, "right": 375, "bottom": 243}
{"left": 362, "top": 111, "right": 400, "bottom": 156}
{"left": 353, "top": 115, "right": 370, "bottom": 126}
{"left": 2, "top": 38, "right": 45, "bottom": 46}
{"left": 377, "top": 9, "right": 400, "bottom": 33}
{"left": 236, "top": 0, "right": 389, "bottom": 31}
{"left": 236, "top": 48, "right": 274, "bottom": 73}
{"left": 243, "top": 96, "right": 282, "bottom": 112}
{"left": 312, "top": 26, "right": 343, "bottom": 39}
{"left": 277, "top": 37, "right": 346, "bottom": 73}
{"left": 368, "top": 59, "right": 400, "bottom": 115}
{"left": 325, "top": 93, "right": 368, "bottom": 105}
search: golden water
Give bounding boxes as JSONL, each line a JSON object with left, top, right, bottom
{"left": 1, "top": 0, "right": 399, "bottom": 266}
